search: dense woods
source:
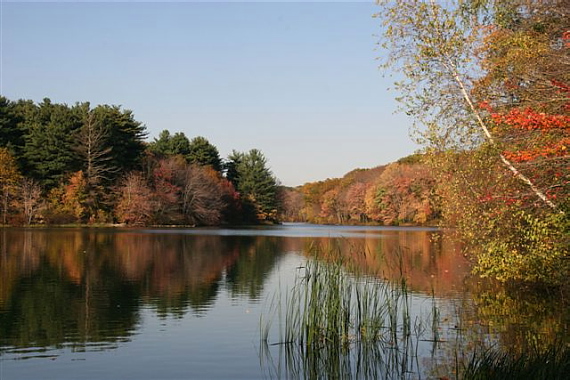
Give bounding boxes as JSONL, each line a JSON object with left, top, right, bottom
{"left": 0, "top": 97, "right": 279, "bottom": 226}
{"left": 0, "top": 230, "right": 285, "bottom": 346}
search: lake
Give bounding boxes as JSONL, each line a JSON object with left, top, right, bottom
{"left": 0, "top": 224, "right": 567, "bottom": 379}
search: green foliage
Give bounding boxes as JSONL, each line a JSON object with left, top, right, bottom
{"left": 148, "top": 133, "right": 222, "bottom": 172}
{"left": 91, "top": 104, "right": 147, "bottom": 175}
{"left": 22, "top": 99, "right": 82, "bottom": 189}
{"left": 11, "top": 98, "right": 146, "bottom": 195}
{"left": 0, "top": 97, "right": 149, "bottom": 223}
{"left": 475, "top": 211, "right": 569, "bottom": 285}
{"left": 170, "top": 132, "right": 192, "bottom": 157}
{"left": 187, "top": 136, "right": 222, "bottom": 172}
{"left": 226, "top": 149, "right": 278, "bottom": 223}
{"left": 0, "top": 97, "right": 285, "bottom": 226}
{"left": 148, "top": 130, "right": 191, "bottom": 157}
{"left": 0, "top": 97, "right": 24, "bottom": 155}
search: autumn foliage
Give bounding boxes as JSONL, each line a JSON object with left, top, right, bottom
{"left": 0, "top": 96, "right": 280, "bottom": 226}
{"left": 278, "top": 155, "right": 440, "bottom": 226}
{"left": 375, "top": 0, "right": 569, "bottom": 285}
{"left": 486, "top": 107, "right": 570, "bottom": 163}
{"left": 115, "top": 156, "right": 242, "bottom": 226}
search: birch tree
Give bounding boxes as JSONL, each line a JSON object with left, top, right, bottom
{"left": 376, "top": 0, "right": 569, "bottom": 284}
{"left": 376, "top": 0, "right": 560, "bottom": 211}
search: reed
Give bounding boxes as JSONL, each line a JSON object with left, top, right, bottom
{"left": 260, "top": 243, "right": 432, "bottom": 378}
{"left": 270, "top": 258, "right": 388, "bottom": 348}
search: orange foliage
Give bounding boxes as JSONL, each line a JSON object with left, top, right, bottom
{"left": 289, "top": 160, "right": 438, "bottom": 225}
{"left": 503, "top": 137, "right": 569, "bottom": 163}
{"left": 115, "top": 172, "right": 154, "bottom": 225}
{"left": 491, "top": 107, "right": 569, "bottom": 131}
{"left": 62, "top": 171, "right": 87, "bottom": 221}
{"left": 483, "top": 102, "right": 569, "bottom": 164}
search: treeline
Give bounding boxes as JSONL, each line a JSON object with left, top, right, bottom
{"left": 278, "top": 154, "right": 440, "bottom": 226}
{"left": 0, "top": 97, "right": 278, "bottom": 226}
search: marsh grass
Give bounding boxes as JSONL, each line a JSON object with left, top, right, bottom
{"left": 271, "top": 244, "right": 415, "bottom": 348}
{"left": 260, "top": 243, "right": 435, "bottom": 379}
{"left": 259, "top": 242, "right": 570, "bottom": 379}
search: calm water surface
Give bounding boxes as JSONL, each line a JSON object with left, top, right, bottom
{"left": 0, "top": 224, "right": 567, "bottom": 379}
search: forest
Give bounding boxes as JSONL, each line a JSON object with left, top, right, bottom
{"left": 0, "top": 96, "right": 438, "bottom": 228}
{"left": 0, "top": 98, "right": 279, "bottom": 226}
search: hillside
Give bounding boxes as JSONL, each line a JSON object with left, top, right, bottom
{"left": 278, "top": 154, "right": 440, "bottom": 226}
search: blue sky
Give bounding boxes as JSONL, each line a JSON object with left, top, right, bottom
{"left": 1, "top": 1, "right": 418, "bottom": 186}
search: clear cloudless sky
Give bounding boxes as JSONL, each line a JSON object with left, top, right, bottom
{"left": 1, "top": 0, "right": 418, "bottom": 187}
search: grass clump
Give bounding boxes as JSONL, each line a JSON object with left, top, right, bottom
{"left": 260, "top": 244, "right": 423, "bottom": 379}
{"left": 271, "top": 254, "right": 410, "bottom": 350}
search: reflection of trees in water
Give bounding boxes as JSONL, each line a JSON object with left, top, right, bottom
{"left": 109, "top": 233, "right": 286, "bottom": 315}
{"left": 0, "top": 255, "right": 139, "bottom": 350}
{"left": 1, "top": 228, "right": 567, "bottom": 360}
{"left": 426, "top": 280, "right": 570, "bottom": 377}
{"left": 292, "top": 231, "right": 569, "bottom": 369}
{"left": 295, "top": 230, "right": 469, "bottom": 297}
{"left": 0, "top": 229, "right": 285, "bottom": 349}
{"left": 112, "top": 233, "right": 240, "bottom": 316}
{"left": 462, "top": 279, "right": 570, "bottom": 354}
{"left": 225, "top": 236, "right": 287, "bottom": 300}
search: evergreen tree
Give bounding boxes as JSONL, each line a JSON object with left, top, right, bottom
{"left": 170, "top": 132, "right": 191, "bottom": 157}
{"left": 225, "top": 150, "right": 243, "bottom": 187}
{"left": 92, "top": 105, "right": 147, "bottom": 176}
{"left": 148, "top": 130, "right": 173, "bottom": 155}
{"left": 0, "top": 97, "right": 24, "bottom": 155}
{"left": 22, "top": 99, "right": 82, "bottom": 189}
{"left": 187, "top": 136, "right": 222, "bottom": 172}
{"left": 148, "top": 130, "right": 191, "bottom": 157}
{"left": 226, "top": 149, "right": 278, "bottom": 222}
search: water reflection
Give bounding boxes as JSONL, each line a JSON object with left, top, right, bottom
{"left": 0, "top": 227, "right": 463, "bottom": 357}
{"left": 462, "top": 279, "right": 570, "bottom": 354}
{"left": 0, "top": 226, "right": 567, "bottom": 378}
